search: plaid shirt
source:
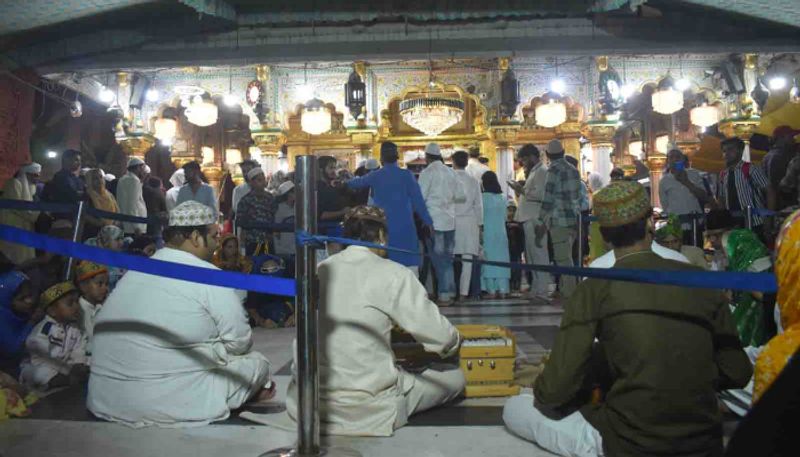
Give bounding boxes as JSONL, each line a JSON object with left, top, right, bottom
{"left": 538, "top": 158, "right": 581, "bottom": 229}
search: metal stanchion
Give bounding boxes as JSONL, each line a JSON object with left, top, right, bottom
{"left": 63, "top": 201, "right": 85, "bottom": 280}
{"left": 746, "top": 205, "right": 753, "bottom": 230}
{"left": 576, "top": 212, "right": 584, "bottom": 274}
{"left": 261, "top": 156, "right": 359, "bottom": 457}
{"left": 691, "top": 216, "right": 698, "bottom": 248}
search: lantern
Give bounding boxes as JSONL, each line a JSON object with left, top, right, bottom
{"left": 344, "top": 70, "right": 366, "bottom": 120}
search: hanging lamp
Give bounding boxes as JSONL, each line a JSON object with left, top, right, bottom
{"left": 651, "top": 75, "right": 683, "bottom": 115}
{"left": 300, "top": 64, "right": 332, "bottom": 135}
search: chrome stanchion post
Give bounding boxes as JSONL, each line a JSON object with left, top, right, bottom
{"left": 261, "top": 157, "right": 360, "bottom": 457}
{"left": 692, "top": 216, "right": 698, "bottom": 248}
{"left": 64, "top": 201, "right": 85, "bottom": 280}
{"left": 746, "top": 205, "right": 753, "bottom": 230}
{"left": 576, "top": 213, "right": 583, "bottom": 274}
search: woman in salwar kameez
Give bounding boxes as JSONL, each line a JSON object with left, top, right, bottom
{"left": 480, "top": 172, "right": 511, "bottom": 297}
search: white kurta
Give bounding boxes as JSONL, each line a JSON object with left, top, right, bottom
{"left": 78, "top": 296, "right": 102, "bottom": 354}
{"left": 453, "top": 170, "right": 483, "bottom": 256}
{"left": 465, "top": 158, "right": 490, "bottom": 183}
{"left": 514, "top": 162, "right": 548, "bottom": 223}
{"left": 116, "top": 172, "right": 147, "bottom": 234}
{"left": 87, "top": 247, "right": 270, "bottom": 428}
{"left": 418, "top": 161, "right": 466, "bottom": 231}
{"left": 286, "top": 246, "right": 462, "bottom": 437}
{"left": 588, "top": 241, "right": 689, "bottom": 268}
{"left": 20, "top": 315, "right": 88, "bottom": 389}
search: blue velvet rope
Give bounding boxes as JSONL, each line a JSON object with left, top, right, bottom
{"left": 296, "top": 231, "right": 777, "bottom": 293}
{"left": 0, "top": 224, "right": 295, "bottom": 297}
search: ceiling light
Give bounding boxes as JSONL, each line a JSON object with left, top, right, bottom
{"left": 652, "top": 76, "right": 683, "bottom": 115}
{"left": 769, "top": 76, "right": 787, "bottom": 90}
{"left": 153, "top": 118, "right": 177, "bottom": 143}
{"left": 535, "top": 99, "right": 567, "bottom": 128}
{"left": 99, "top": 87, "right": 115, "bottom": 104}
{"left": 621, "top": 84, "right": 636, "bottom": 100}
{"left": 296, "top": 84, "right": 315, "bottom": 101}
{"left": 400, "top": 96, "right": 465, "bottom": 136}
{"left": 223, "top": 94, "right": 238, "bottom": 106}
{"left": 301, "top": 98, "right": 332, "bottom": 135}
{"left": 46, "top": 151, "right": 58, "bottom": 159}
{"left": 550, "top": 79, "right": 566, "bottom": 95}
{"left": 146, "top": 89, "right": 160, "bottom": 102}
{"left": 689, "top": 102, "right": 720, "bottom": 128}
{"left": 674, "top": 78, "right": 692, "bottom": 91}
{"left": 185, "top": 98, "right": 219, "bottom": 127}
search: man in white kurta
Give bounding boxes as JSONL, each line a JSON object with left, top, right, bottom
{"left": 452, "top": 151, "right": 483, "bottom": 299}
{"left": 465, "top": 149, "right": 490, "bottom": 182}
{"left": 116, "top": 157, "right": 148, "bottom": 234}
{"left": 286, "top": 206, "right": 464, "bottom": 436}
{"left": 87, "top": 201, "right": 272, "bottom": 428}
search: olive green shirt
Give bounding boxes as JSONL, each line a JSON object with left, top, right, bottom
{"left": 534, "top": 251, "right": 752, "bottom": 457}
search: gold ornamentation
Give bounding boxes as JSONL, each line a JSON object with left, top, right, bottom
{"left": 256, "top": 65, "right": 270, "bottom": 82}
{"left": 744, "top": 54, "right": 758, "bottom": 70}
{"left": 595, "top": 56, "right": 609, "bottom": 72}
{"left": 718, "top": 118, "right": 762, "bottom": 140}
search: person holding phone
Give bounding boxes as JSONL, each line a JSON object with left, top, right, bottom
{"left": 658, "top": 148, "right": 709, "bottom": 247}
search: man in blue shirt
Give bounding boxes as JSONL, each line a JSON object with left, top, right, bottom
{"left": 347, "top": 142, "right": 433, "bottom": 275}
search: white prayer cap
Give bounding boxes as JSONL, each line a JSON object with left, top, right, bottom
{"left": 546, "top": 139, "right": 564, "bottom": 155}
{"left": 425, "top": 143, "right": 441, "bottom": 157}
{"left": 143, "top": 164, "right": 151, "bottom": 175}
{"left": 169, "top": 168, "right": 185, "bottom": 187}
{"left": 365, "top": 159, "right": 379, "bottom": 170}
{"left": 128, "top": 156, "right": 145, "bottom": 167}
{"left": 103, "top": 173, "right": 116, "bottom": 182}
{"left": 357, "top": 160, "right": 366, "bottom": 169}
{"left": 21, "top": 162, "right": 42, "bottom": 174}
{"left": 169, "top": 201, "right": 217, "bottom": 227}
{"left": 277, "top": 181, "right": 295, "bottom": 196}
{"left": 247, "top": 167, "right": 265, "bottom": 181}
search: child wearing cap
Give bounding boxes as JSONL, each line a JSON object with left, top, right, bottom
{"left": 74, "top": 261, "right": 110, "bottom": 346}
{"left": 19, "top": 282, "right": 88, "bottom": 390}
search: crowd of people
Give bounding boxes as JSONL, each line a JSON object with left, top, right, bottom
{"left": 0, "top": 129, "right": 798, "bottom": 456}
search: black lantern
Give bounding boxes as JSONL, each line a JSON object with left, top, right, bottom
{"left": 345, "top": 70, "right": 366, "bottom": 120}
{"left": 500, "top": 68, "right": 520, "bottom": 118}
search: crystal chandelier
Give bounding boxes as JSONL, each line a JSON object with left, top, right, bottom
{"left": 301, "top": 98, "right": 332, "bottom": 135}
{"left": 399, "top": 97, "right": 465, "bottom": 136}
{"left": 689, "top": 102, "right": 720, "bottom": 127}
{"left": 535, "top": 98, "right": 567, "bottom": 128}
{"left": 652, "top": 75, "right": 683, "bottom": 115}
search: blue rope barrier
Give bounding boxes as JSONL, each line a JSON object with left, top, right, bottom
{"left": 0, "top": 224, "right": 295, "bottom": 297}
{"left": 0, "top": 199, "right": 76, "bottom": 214}
{"left": 296, "top": 231, "right": 777, "bottom": 293}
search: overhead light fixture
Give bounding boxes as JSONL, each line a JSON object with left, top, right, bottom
{"left": 301, "top": 98, "right": 332, "bottom": 135}
{"left": 656, "top": 135, "right": 669, "bottom": 153}
{"left": 153, "top": 117, "right": 177, "bottom": 144}
{"left": 500, "top": 65, "right": 520, "bottom": 119}
{"left": 185, "top": 96, "right": 218, "bottom": 127}
{"left": 535, "top": 94, "right": 567, "bottom": 128}
{"left": 46, "top": 151, "right": 58, "bottom": 159}
{"left": 768, "top": 76, "right": 787, "bottom": 90}
{"left": 99, "top": 87, "right": 115, "bottom": 104}
{"left": 690, "top": 102, "right": 720, "bottom": 128}
{"left": 344, "top": 65, "right": 367, "bottom": 120}
{"left": 674, "top": 78, "right": 692, "bottom": 92}
{"left": 628, "top": 140, "right": 643, "bottom": 160}
{"left": 146, "top": 88, "right": 160, "bottom": 102}
{"left": 550, "top": 79, "right": 566, "bottom": 95}
{"left": 399, "top": 61, "right": 465, "bottom": 136}
{"left": 621, "top": 84, "right": 636, "bottom": 100}
{"left": 223, "top": 94, "right": 238, "bottom": 106}
{"left": 652, "top": 75, "right": 683, "bottom": 115}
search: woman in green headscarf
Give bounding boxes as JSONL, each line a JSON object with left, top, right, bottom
{"left": 724, "top": 229, "right": 774, "bottom": 347}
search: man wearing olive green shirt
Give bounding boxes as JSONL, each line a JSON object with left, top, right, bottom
{"left": 503, "top": 181, "right": 752, "bottom": 457}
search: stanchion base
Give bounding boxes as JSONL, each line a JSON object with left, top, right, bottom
{"left": 259, "top": 446, "right": 362, "bottom": 457}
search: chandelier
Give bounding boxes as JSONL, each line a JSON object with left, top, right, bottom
{"left": 652, "top": 75, "right": 683, "bottom": 115}
{"left": 399, "top": 96, "right": 465, "bottom": 136}
{"left": 535, "top": 98, "right": 567, "bottom": 128}
{"left": 690, "top": 102, "right": 720, "bottom": 127}
{"left": 185, "top": 96, "right": 218, "bottom": 127}
{"left": 301, "top": 98, "right": 332, "bottom": 135}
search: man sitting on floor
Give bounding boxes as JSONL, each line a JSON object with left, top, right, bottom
{"left": 503, "top": 181, "right": 752, "bottom": 457}
{"left": 286, "top": 205, "right": 465, "bottom": 436}
{"left": 88, "top": 201, "right": 273, "bottom": 427}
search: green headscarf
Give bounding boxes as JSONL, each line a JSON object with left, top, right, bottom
{"left": 724, "top": 229, "right": 772, "bottom": 347}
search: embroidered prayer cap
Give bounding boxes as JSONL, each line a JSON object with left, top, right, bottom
{"left": 21, "top": 162, "right": 41, "bottom": 174}
{"left": 40, "top": 281, "right": 77, "bottom": 308}
{"left": 247, "top": 167, "right": 265, "bottom": 181}
{"left": 344, "top": 205, "right": 387, "bottom": 225}
{"left": 75, "top": 261, "right": 108, "bottom": 283}
{"left": 365, "top": 159, "right": 380, "bottom": 170}
{"left": 169, "top": 201, "right": 217, "bottom": 227}
{"left": 127, "top": 157, "right": 145, "bottom": 168}
{"left": 277, "top": 181, "right": 295, "bottom": 196}
{"left": 593, "top": 180, "right": 651, "bottom": 228}
{"left": 425, "top": 143, "right": 441, "bottom": 157}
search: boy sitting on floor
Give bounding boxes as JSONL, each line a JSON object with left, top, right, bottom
{"left": 74, "top": 261, "right": 110, "bottom": 351}
{"left": 19, "top": 282, "right": 89, "bottom": 390}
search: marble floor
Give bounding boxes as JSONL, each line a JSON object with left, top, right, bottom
{"left": 0, "top": 297, "right": 563, "bottom": 457}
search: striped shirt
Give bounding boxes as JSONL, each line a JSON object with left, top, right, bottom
{"left": 538, "top": 158, "right": 581, "bottom": 229}
{"left": 716, "top": 161, "right": 768, "bottom": 226}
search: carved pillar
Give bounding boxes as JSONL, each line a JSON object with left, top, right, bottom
{"left": 582, "top": 121, "right": 616, "bottom": 184}
{"left": 489, "top": 123, "right": 521, "bottom": 198}
{"left": 647, "top": 153, "right": 667, "bottom": 208}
